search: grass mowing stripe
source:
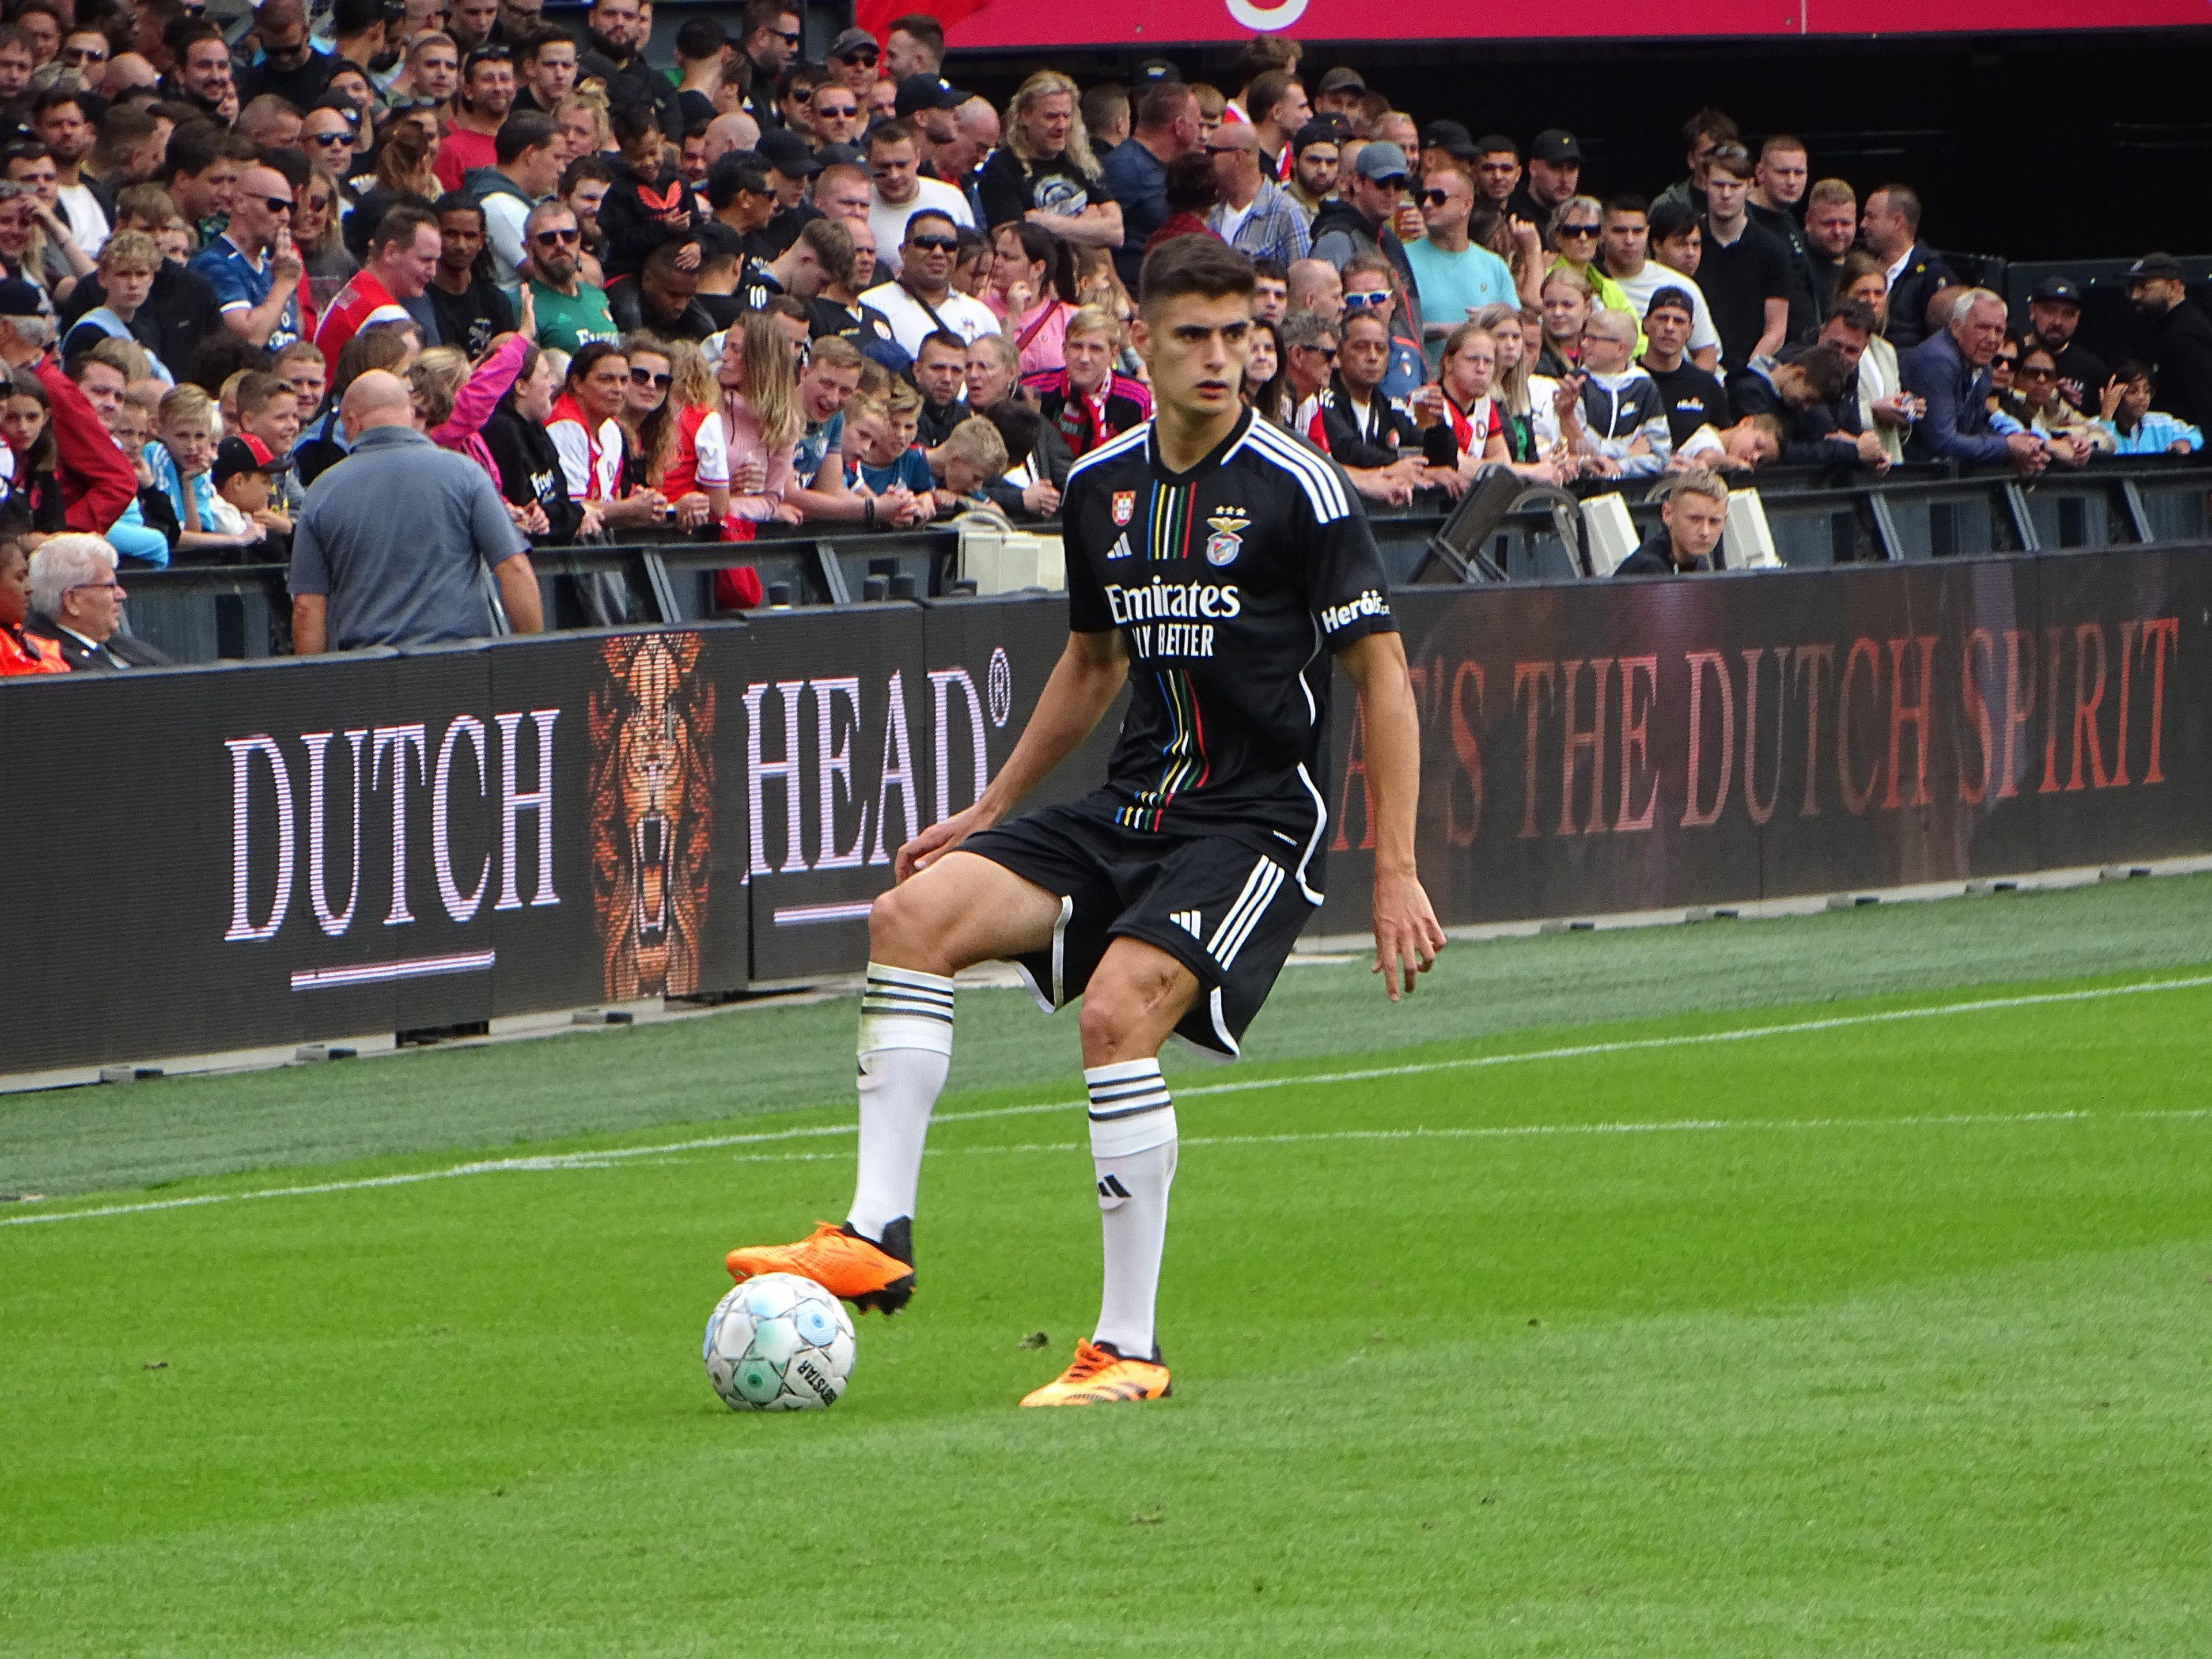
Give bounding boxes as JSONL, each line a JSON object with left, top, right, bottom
{"left": 9, "top": 970, "right": 2210, "bottom": 1230}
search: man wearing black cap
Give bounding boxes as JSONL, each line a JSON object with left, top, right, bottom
{"left": 2126, "top": 253, "right": 2212, "bottom": 431}
{"left": 1312, "top": 66, "right": 1363, "bottom": 119}
{"left": 1509, "top": 129, "right": 1580, "bottom": 240}
{"left": 825, "top": 28, "right": 879, "bottom": 96}
{"left": 1310, "top": 141, "right": 1425, "bottom": 382}
{"left": 895, "top": 73, "right": 964, "bottom": 179}
{"left": 755, "top": 127, "right": 824, "bottom": 257}
{"left": 2021, "top": 276, "right": 2108, "bottom": 414}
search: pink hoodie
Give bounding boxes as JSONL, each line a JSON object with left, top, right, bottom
{"left": 431, "top": 333, "right": 530, "bottom": 483}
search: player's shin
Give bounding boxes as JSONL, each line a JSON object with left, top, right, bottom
{"left": 1085, "top": 1058, "right": 1179, "bottom": 1360}
{"left": 847, "top": 964, "right": 956, "bottom": 1253}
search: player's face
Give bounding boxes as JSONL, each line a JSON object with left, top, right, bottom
{"left": 1133, "top": 291, "right": 1251, "bottom": 423}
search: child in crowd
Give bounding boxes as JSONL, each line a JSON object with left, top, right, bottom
{"left": 210, "top": 435, "right": 291, "bottom": 548}
{"left": 97, "top": 373, "right": 180, "bottom": 566}
{"left": 62, "top": 232, "right": 173, "bottom": 383}
{"left": 2097, "top": 363, "right": 2203, "bottom": 455}
{"left": 270, "top": 340, "right": 328, "bottom": 423}
{"left": 148, "top": 383, "right": 257, "bottom": 554}
{"left": 934, "top": 415, "right": 1008, "bottom": 516}
{"left": 234, "top": 370, "right": 304, "bottom": 516}
{"left": 1, "top": 372, "right": 60, "bottom": 537}
{"left": 839, "top": 389, "right": 931, "bottom": 527}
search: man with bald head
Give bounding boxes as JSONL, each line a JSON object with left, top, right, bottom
{"left": 704, "top": 111, "right": 762, "bottom": 168}
{"left": 1286, "top": 256, "right": 1343, "bottom": 322}
{"left": 190, "top": 162, "right": 304, "bottom": 347}
{"left": 290, "top": 370, "right": 543, "bottom": 652}
{"left": 1205, "top": 119, "right": 1309, "bottom": 269}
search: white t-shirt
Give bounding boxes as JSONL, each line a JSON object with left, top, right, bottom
{"left": 869, "top": 177, "right": 975, "bottom": 277}
{"left": 482, "top": 192, "right": 532, "bottom": 291}
{"left": 693, "top": 410, "right": 729, "bottom": 488}
{"left": 1611, "top": 260, "right": 1722, "bottom": 361}
{"left": 548, "top": 412, "right": 624, "bottom": 501}
{"left": 858, "top": 280, "right": 999, "bottom": 357}
{"left": 56, "top": 183, "right": 108, "bottom": 258}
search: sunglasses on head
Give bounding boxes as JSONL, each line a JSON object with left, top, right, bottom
{"left": 910, "top": 234, "right": 957, "bottom": 253}
{"left": 630, "top": 367, "right": 671, "bottom": 388}
{"left": 532, "top": 226, "right": 580, "bottom": 244}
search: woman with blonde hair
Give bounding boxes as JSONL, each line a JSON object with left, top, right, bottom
{"left": 345, "top": 117, "right": 441, "bottom": 261}
{"left": 976, "top": 69, "right": 1122, "bottom": 250}
{"left": 1476, "top": 301, "right": 1560, "bottom": 482}
{"left": 676, "top": 313, "right": 800, "bottom": 605}
{"left": 290, "top": 166, "right": 357, "bottom": 320}
{"left": 554, "top": 89, "right": 612, "bottom": 163}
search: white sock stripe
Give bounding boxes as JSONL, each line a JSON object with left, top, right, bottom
{"left": 1205, "top": 857, "right": 1272, "bottom": 957}
{"left": 1084, "top": 1059, "right": 1165, "bottom": 1086}
{"left": 859, "top": 991, "right": 956, "bottom": 1015}
{"left": 1088, "top": 1100, "right": 1173, "bottom": 1122}
{"left": 1087, "top": 1074, "right": 1169, "bottom": 1096}
{"left": 864, "top": 964, "right": 955, "bottom": 994}
{"left": 1214, "top": 862, "right": 1284, "bottom": 968}
{"left": 862, "top": 984, "right": 954, "bottom": 1007}
{"left": 1090, "top": 1101, "right": 1179, "bottom": 1158}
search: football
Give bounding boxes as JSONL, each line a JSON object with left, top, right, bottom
{"left": 703, "top": 1273, "right": 857, "bottom": 1412}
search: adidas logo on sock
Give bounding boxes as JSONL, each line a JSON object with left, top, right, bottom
{"left": 1097, "top": 1172, "right": 1132, "bottom": 1211}
{"left": 1171, "top": 909, "right": 1202, "bottom": 937}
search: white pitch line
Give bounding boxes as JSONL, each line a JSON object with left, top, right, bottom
{"left": 7, "top": 973, "right": 2210, "bottom": 1230}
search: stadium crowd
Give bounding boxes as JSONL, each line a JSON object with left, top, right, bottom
{"left": 3, "top": 4, "right": 2210, "bottom": 668}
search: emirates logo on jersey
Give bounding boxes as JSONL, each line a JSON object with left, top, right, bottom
{"left": 1112, "top": 491, "right": 1135, "bottom": 526}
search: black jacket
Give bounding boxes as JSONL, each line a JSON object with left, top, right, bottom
{"left": 605, "top": 277, "right": 719, "bottom": 342}
{"left": 1615, "top": 531, "right": 1706, "bottom": 576}
{"left": 1882, "top": 243, "right": 1955, "bottom": 351}
{"left": 578, "top": 31, "right": 683, "bottom": 138}
{"left": 597, "top": 160, "right": 702, "bottom": 283}
{"left": 1311, "top": 380, "right": 1419, "bottom": 469}
{"left": 484, "top": 402, "right": 586, "bottom": 544}
{"left": 25, "top": 616, "right": 173, "bottom": 669}
{"left": 1728, "top": 358, "right": 1860, "bottom": 467}
{"left": 2149, "top": 299, "right": 2212, "bottom": 431}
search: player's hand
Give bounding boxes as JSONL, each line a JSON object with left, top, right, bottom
{"left": 896, "top": 801, "right": 991, "bottom": 882}
{"left": 1372, "top": 866, "right": 1445, "bottom": 1001}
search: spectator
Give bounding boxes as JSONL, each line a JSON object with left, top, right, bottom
{"left": 2012, "top": 343, "right": 2107, "bottom": 463}
{"left": 976, "top": 399, "right": 1066, "bottom": 519}
{"left": 1416, "top": 320, "right": 1509, "bottom": 476}
{"left": 1242, "top": 70, "right": 1310, "bottom": 182}
{"left": 2, "top": 372, "right": 59, "bottom": 536}
{"left": 1101, "top": 81, "right": 1200, "bottom": 289}
{"left": 234, "top": 0, "right": 331, "bottom": 112}
{"left": 2096, "top": 361, "right": 2205, "bottom": 456}
{"left": 548, "top": 339, "right": 667, "bottom": 526}
{"left": 210, "top": 433, "right": 293, "bottom": 544}
{"left": 1144, "top": 153, "right": 1219, "bottom": 255}
{"left": 1669, "top": 411, "right": 1782, "bottom": 474}
{"left": 1860, "top": 185, "right": 1951, "bottom": 351}
{"left": 785, "top": 336, "right": 886, "bottom": 522}
{"left": 191, "top": 163, "right": 305, "bottom": 350}
{"left": 423, "top": 195, "right": 516, "bottom": 353}
{"left": 147, "top": 381, "right": 258, "bottom": 553}
{"left": 578, "top": 0, "right": 680, "bottom": 141}
{"left": 316, "top": 203, "right": 440, "bottom": 369}
{"left": 937, "top": 96, "right": 1001, "bottom": 222}
{"left": 882, "top": 14, "right": 944, "bottom": 82}
{"left": 2017, "top": 276, "right": 2108, "bottom": 415}
{"left": 805, "top": 218, "right": 902, "bottom": 370}
{"left": 598, "top": 99, "right": 699, "bottom": 283}
{"left": 1020, "top": 304, "right": 1149, "bottom": 457}
{"left": 2123, "top": 253, "right": 2212, "bottom": 433}
{"left": 984, "top": 220, "right": 1075, "bottom": 375}
{"left": 35, "top": 90, "right": 108, "bottom": 258}
{"left": 1278, "top": 305, "right": 1337, "bottom": 421}
{"left": 1399, "top": 164, "right": 1514, "bottom": 374}
{"left": 978, "top": 71, "right": 1121, "bottom": 253}
{"left": 1286, "top": 122, "right": 1339, "bottom": 219}
{"left": 483, "top": 341, "right": 580, "bottom": 540}
{"left": 859, "top": 208, "right": 997, "bottom": 357}
{"left": 63, "top": 232, "right": 173, "bottom": 381}
{"left": 910, "top": 328, "right": 968, "bottom": 449}
{"left": 236, "top": 97, "right": 306, "bottom": 156}
{"left": 1309, "top": 142, "right": 1423, "bottom": 367}
{"left": 1557, "top": 307, "right": 1669, "bottom": 477}
{"left": 0, "top": 521, "right": 65, "bottom": 673}
{"left": 1285, "top": 256, "right": 1342, "bottom": 321}
{"left": 1901, "top": 288, "right": 2048, "bottom": 473}
{"left": 1603, "top": 195, "right": 1721, "bottom": 372}
{"left": 1695, "top": 143, "right": 1790, "bottom": 375}
{"left": 559, "top": 152, "right": 618, "bottom": 275}
{"left": 933, "top": 414, "right": 1006, "bottom": 513}
{"left": 704, "top": 152, "right": 779, "bottom": 262}
{"left": 1536, "top": 266, "right": 1592, "bottom": 376}
{"left": 866, "top": 119, "right": 974, "bottom": 279}
{"left": 512, "top": 26, "right": 578, "bottom": 118}
{"left": 1251, "top": 256, "right": 1289, "bottom": 324}
{"left": 434, "top": 47, "right": 519, "bottom": 193}
{"left": 672, "top": 19, "right": 732, "bottom": 132}
{"left": 521, "top": 200, "right": 619, "bottom": 352}
{"left": 771, "top": 60, "right": 824, "bottom": 150}
{"left": 1468, "top": 132, "right": 1521, "bottom": 222}
{"left": 66, "top": 339, "right": 175, "bottom": 566}
{"left": 289, "top": 165, "right": 356, "bottom": 321}
{"left": 1638, "top": 285, "right": 1729, "bottom": 449}
{"left": 1082, "top": 84, "right": 1131, "bottom": 158}
{"left": 290, "top": 369, "right": 541, "bottom": 650}
{"left": 1476, "top": 301, "right": 1562, "bottom": 481}
{"left": 1615, "top": 467, "right": 1728, "bottom": 574}
{"left": 1341, "top": 252, "right": 1426, "bottom": 399}
{"left": 842, "top": 384, "right": 935, "bottom": 519}
{"left": 1301, "top": 308, "right": 1430, "bottom": 505}
{"left": 824, "top": 28, "right": 878, "bottom": 97}
{"left": 1653, "top": 107, "right": 1739, "bottom": 225}
{"left": 892, "top": 73, "right": 965, "bottom": 179}
{"left": 1745, "top": 135, "right": 1819, "bottom": 343}
{"left": 1205, "top": 120, "right": 1309, "bottom": 270}
{"left": 1241, "top": 315, "right": 1291, "bottom": 427}
{"left": 1509, "top": 129, "right": 1580, "bottom": 245}
{"left": 1730, "top": 339, "right": 1879, "bottom": 469}
{"left": 964, "top": 331, "right": 1022, "bottom": 414}
{"left": 0, "top": 281, "right": 135, "bottom": 537}
{"left": 450, "top": 0, "right": 502, "bottom": 52}
{"left": 1802, "top": 179, "right": 1857, "bottom": 316}
{"left": 463, "top": 113, "right": 564, "bottom": 290}
{"left": 26, "top": 533, "right": 171, "bottom": 666}
{"left": 608, "top": 234, "right": 718, "bottom": 341}
{"left": 344, "top": 117, "right": 441, "bottom": 263}
{"left": 234, "top": 370, "right": 305, "bottom": 514}
{"left": 613, "top": 334, "right": 679, "bottom": 498}
{"left": 1546, "top": 196, "right": 1634, "bottom": 320}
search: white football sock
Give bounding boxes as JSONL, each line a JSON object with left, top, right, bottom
{"left": 1085, "top": 1058, "right": 1179, "bottom": 1360}
{"left": 846, "top": 964, "right": 954, "bottom": 1248}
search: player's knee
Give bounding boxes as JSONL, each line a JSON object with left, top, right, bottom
{"left": 1079, "top": 961, "right": 1183, "bottom": 1060}
{"left": 868, "top": 882, "right": 940, "bottom": 970}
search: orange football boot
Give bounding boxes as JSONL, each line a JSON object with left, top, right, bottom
{"left": 1018, "top": 1338, "right": 1172, "bottom": 1407}
{"left": 725, "top": 1219, "right": 915, "bottom": 1315}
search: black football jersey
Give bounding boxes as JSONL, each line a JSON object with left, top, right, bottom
{"left": 1060, "top": 408, "right": 1396, "bottom": 900}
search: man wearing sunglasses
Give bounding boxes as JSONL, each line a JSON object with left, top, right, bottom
{"left": 858, "top": 206, "right": 995, "bottom": 357}
{"left": 738, "top": 0, "right": 803, "bottom": 124}
{"left": 191, "top": 162, "right": 305, "bottom": 350}
{"left": 236, "top": 0, "right": 332, "bottom": 111}
{"left": 520, "top": 200, "right": 619, "bottom": 353}
{"left": 1402, "top": 165, "right": 1513, "bottom": 371}
{"left": 825, "top": 27, "right": 878, "bottom": 96}
{"left": 1309, "top": 143, "right": 1427, "bottom": 393}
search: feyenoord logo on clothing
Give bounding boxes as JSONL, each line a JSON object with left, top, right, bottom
{"left": 1112, "top": 490, "right": 1136, "bottom": 526}
{"left": 1205, "top": 507, "right": 1249, "bottom": 567}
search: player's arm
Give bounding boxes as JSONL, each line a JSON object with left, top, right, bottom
{"left": 896, "top": 627, "right": 1128, "bottom": 880}
{"left": 1339, "top": 628, "right": 1446, "bottom": 999}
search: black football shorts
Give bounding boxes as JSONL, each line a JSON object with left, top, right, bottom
{"left": 961, "top": 790, "right": 1317, "bottom": 1056}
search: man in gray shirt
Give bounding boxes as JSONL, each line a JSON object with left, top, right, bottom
{"left": 289, "top": 371, "right": 544, "bottom": 652}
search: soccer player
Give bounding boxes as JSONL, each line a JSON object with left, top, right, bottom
{"left": 724, "top": 237, "right": 1444, "bottom": 1407}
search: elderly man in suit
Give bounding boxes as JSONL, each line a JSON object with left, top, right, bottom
{"left": 26, "top": 534, "right": 172, "bottom": 670}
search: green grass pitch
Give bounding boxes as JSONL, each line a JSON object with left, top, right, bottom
{"left": 4, "top": 881, "right": 2211, "bottom": 1655}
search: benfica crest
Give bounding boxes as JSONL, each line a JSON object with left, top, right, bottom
{"left": 1205, "top": 507, "right": 1250, "bottom": 567}
{"left": 1111, "top": 490, "right": 1135, "bottom": 526}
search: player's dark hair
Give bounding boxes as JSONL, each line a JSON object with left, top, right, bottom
{"left": 1138, "top": 236, "right": 1255, "bottom": 313}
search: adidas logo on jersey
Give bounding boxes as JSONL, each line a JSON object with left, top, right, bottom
{"left": 1170, "top": 910, "right": 1202, "bottom": 937}
{"left": 1107, "top": 532, "right": 1133, "bottom": 560}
